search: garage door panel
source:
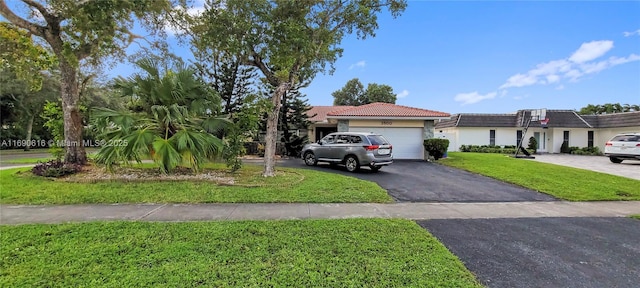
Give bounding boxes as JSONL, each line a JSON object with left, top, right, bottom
{"left": 349, "top": 127, "right": 423, "bottom": 159}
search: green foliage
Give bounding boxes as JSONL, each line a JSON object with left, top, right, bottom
{"left": 578, "top": 103, "right": 640, "bottom": 115}
{"left": 92, "top": 58, "right": 228, "bottom": 173}
{"left": 332, "top": 78, "right": 397, "bottom": 105}
{"left": 527, "top": 136, "right": 538, "bottom": 152}
{"left": 0, "top": 23, "right": 56, "bottom": 90}
{"left": 560, "top": 141, "right": 570, "bottom": 153}
{"left": 0, "top": 220, "right": 481, "bottom": 287}
{"left": 40, "top": 101, "right": 65, "bottom": 159}
{"left": 570, "top": 146, "right": 603, "bottom": 156}
{"left": 440, "top": 152, "right": 640, "bottom": 201}
{"left": 459, "top": 145, "right": 518, "bottom": 154}
{"left": 279, "top": 87, "right": 312, "bottom": 157}
{"left": 423, "top": 139, "right": 449, "bottom": 160}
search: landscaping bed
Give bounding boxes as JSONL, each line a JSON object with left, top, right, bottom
{"left": 0, "top": 219, "right": 481, "bottom": 287}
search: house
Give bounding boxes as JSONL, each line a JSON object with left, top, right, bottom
{"left": 435, "top": 109, "right": 640, "bottom": 153}
{"left": 306, "top": 103, "right": 451, "bottom": 159}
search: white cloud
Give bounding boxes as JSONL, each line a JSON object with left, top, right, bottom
{"left": 454, "top": 91, "right": 497, "bottom": 105}
{"left": 546, "top": 74, "right": 560, "bottom": 84}
{"left": 397, "top": 89, "right": 409, "bottom": 98}
{"left": 500, "top": 73, "right": 538, "bottom": 89}
{"left": 569, "top": 40, "right": 613, "bottom": 63}
{"left": 349, "top": 60, "right": 366, "bottom": 70}
{"left": 623, "top": 29, "right": 640, "bottom": 37}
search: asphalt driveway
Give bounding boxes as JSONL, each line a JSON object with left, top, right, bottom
{"left": 418, "top": 217, "right": 640, "bottom": 288}
{"left": 278, "top": 159, "right": 557, "bottom": 202}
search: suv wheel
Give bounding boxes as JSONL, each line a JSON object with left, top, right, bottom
{"left": 304, "top": 152, "right": 317, "bottom": 166}
{"left": 609, "top": 157, "right": 623, "bottom": 164}
{"left": 345, "top": 155, "right": 360, "bottom": 172}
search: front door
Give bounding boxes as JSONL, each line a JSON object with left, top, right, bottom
{"left": 534, "top": 132, "right": 547, "bottom": 153}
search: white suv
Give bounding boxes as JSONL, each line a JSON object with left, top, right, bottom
{"left": 604, "top": 132, "right": 640, "bottom": 163}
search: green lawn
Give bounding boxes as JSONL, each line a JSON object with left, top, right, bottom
{"left": 0, "top": 219, "right": 481, "bottom": 287}
{"left": 632, "top": 215, "right": 640, "bottom": 220}
{"left": 4, "top": 157, "right": 54, "bottom": 164}
{"left": 0, "top": 164, "right": 392, "bottom": 204}
{"left": 439, "top": 152, "right": 640, "bottom": 201}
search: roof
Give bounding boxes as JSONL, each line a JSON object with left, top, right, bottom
{"left": 590, "top": 111, "right": 640, "bottom": 128}
{"left": 435, "top": 109, "right": 639, "bottom": 129}
{"left": 306, "top": 106, "right": 354, "bottom": 122}
{"left": 326, "top": 102, "right": 450, "bottom": 119}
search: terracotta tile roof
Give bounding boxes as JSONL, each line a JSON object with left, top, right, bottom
{"left": 326, "top": 102, "right": 450, "bottom": 118}
{"left": 306, "top": 106, "right": 354, "bottom": 122}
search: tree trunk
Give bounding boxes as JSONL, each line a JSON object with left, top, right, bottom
{"left": 262, "top": 82, "right": 289, "bottom": 177}
{"left": 24, "top": 114, "right": 34, "bottom": 151}
{"left": 59, "top": 61, "right": 87, "bottom": 164}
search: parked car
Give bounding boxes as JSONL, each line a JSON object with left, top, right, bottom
{"left": 604, "top": 132, "right": 640, "bottom": 163}
{"left": 301, "top": 132, "right": 393, "bottom": 172}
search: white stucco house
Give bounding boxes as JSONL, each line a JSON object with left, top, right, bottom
{"left": 306, "top": 102, "right": 451, "bottom": 159}
{"left": 434, "top": 109, "right": 640, "bottom": 153}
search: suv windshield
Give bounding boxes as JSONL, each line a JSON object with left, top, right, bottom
{"left": 367, "top": 135, "right": 390, "bottom": 145}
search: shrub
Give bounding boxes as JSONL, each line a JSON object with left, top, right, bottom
{"left": 570, "top": 146, "right": 603, "bottom": 156}
{"left": 423, "top": 139, "right": 449, "bottom": 160}
{"left": 457, "top": 145, "right": 517, "bottom": 154}
{"left": 560, "top": 142, "right": 570, "bottom": 153}
{"left": 32, "top": 160, "right": 82, "bottom": 177}
{"left": 527, "top": 137, "right": 538, "bottom": 152}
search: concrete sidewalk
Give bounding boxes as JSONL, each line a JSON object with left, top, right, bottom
{"left": 2, "top": 201, "right": 640, "bottom": 224}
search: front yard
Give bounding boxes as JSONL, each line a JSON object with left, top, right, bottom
{"left": 0, "top": 219, "right": 482, "bottom": 287}
{"left": 439, "top": 152, "right": 640, "bottom": 201}
{"left": 0, "top": 163, "right": 392, "bottom": 204}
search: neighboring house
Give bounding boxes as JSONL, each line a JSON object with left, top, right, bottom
{"left": 435, "top": 109, "right": 640, "bottom": 153}
{"left": 306, "top": 103, "right": 451, "bottom": 159}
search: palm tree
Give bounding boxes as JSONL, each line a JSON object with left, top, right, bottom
{"left": 92, "top": 58, "right": 229, "bottom": 173}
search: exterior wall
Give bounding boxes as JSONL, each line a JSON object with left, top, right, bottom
{"left": 348, "top": 119, "right": 424, "bottom": 128}
{"left": 423, "top": 120, "right": 435, "bottom": 140}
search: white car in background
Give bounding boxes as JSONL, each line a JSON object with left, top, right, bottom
{"left": 604, "top": 132, "right": 640, "bottom": 163}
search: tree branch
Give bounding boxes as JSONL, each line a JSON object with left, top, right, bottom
{"left": 247, "top": 50, "right": 279, "bottom": 86}
{"left": 0, "top": 0, "right": 45, "bottom": 36}
{"left": 21, "top": 0, "right": 59, "bottom": 24}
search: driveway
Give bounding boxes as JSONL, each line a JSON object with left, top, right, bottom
{"left": 278, "top": 159, "right": 557, "bottom": 202}
{"left": 418, "top": 217, "right": 640, "bottom": 288}
{"left": 530, "top": 154, "right": 640, "bottom": 180}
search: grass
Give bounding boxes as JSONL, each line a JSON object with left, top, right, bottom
{"left": 0, "top": 163, "right": 392, "bottom": 204}
{"left": 631, "top": 215, "right": 640, "bottom": 220}
{"left": 439, "top": 152, "right": 640, "bottom": 201}
{"left": 0, "top": 219, "right": 481, "bottom": 287}
{"left": 4, "top": 157, "right": 54, "bottom": 164}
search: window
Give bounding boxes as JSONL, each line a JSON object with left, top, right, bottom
{"left": 489, "top": 130, "right": 496, "bottom": 146}
{"left": 563, "top": 131, "right": 570, "bottom": 146}
{"left": 587, "top": 131, "right": 594, "bottom": 148}
{"left": 516, "top": 130, "right": 523, "bottom": 147}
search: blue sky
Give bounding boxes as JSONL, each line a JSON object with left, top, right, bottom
{"left": 4, "top": 1, "right": 639, "bottom": 114}
{"left": 299, "top": 1, "right": 640, "bottom": 113}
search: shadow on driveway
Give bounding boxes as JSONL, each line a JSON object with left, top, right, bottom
{"left": 418, "top": 217, "right": 640, "bottom": 288}
{"left": 277, "top": 159, "right": 557, "bottom": 203}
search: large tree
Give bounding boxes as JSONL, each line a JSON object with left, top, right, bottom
{"left": 332, "top": 78, "right": 397, "bottom": 105}
{"left": 195, "top": 0, "right": 406, "bottom": 176}
{"left": 578, "top": 103, "right": 640, "bottom": 115}
{"left": 0, "top": 0, "right": 170, "bottom": 164}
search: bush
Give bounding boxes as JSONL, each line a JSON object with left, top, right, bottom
{"left": 570, "top": 146, "right": 603, "bottom": 156}
{"left": 560, "top": 142, "right": 570, "bottom": 153}
{"left": 31, "top": 160, "right": 83, "bottom": 177}
{"left": 527, "top": 137, "right": 538, "bottom": 152}
{"left": 457, "top": 145, "right": 519, "bottom": 154}
{"left": 423, "top": 139, "right": 449, "bottom": 160}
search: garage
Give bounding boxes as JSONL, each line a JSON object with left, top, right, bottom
{"left": 349, "top": 127, "right": 424, "bottom": 159}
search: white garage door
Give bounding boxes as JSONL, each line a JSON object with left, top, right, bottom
{"left": 349, "top": 127, "right": 424, "bottom": 159}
